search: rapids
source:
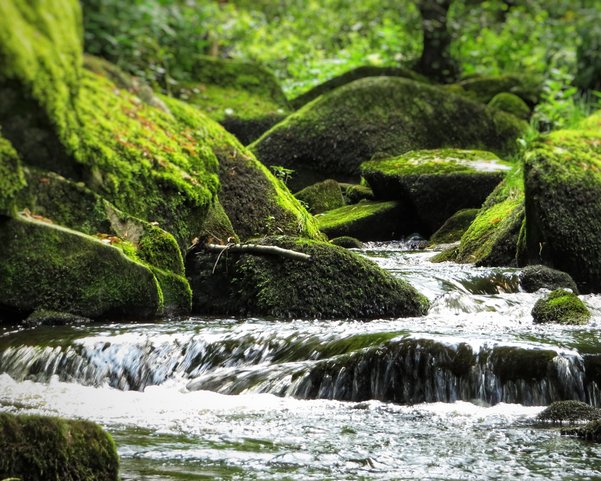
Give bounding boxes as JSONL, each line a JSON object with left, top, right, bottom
{"left": 1, "top": 242, "right": 601, "bottom": 480}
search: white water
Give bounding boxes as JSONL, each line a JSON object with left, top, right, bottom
{"left": 1, "top": 244, "right": 601, "bottom": 480}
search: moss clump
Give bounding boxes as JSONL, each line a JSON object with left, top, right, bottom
{"left": 455, "top": 74, "right": 541, "bottom": 105}
{"left": 339, "top": 183, "right": 374, "bottom": 204}
{"left": 489, "top": 346, "right": 557, "bottom": 383}
{"left": 330, "top": 236, "right": 364, "bottom": 249}
{"left": 430, "top": 208, "right": 479, "bottom": 244}
{"left": 361, "top": 149, "right": 511, "bottom": 235}
{"left": 199, "top": 196, "right": 240, "bottom": 245}
{"left": 523, "top": 111, "right": 601, "bottom": 293}
{"left": 164, "top": 96, "right": 323, "bottom": 241}
{"left": 435, "top": 166, "right": 525, "bottom": 266}
{"left": 538, "top": 401, "right": 601, "bottom": 424}
{"left": 290, "top": 65, "right": 429, "bottom": 109}
{"left": 0, "top": 134, "right": 25, "bottom": 215}
{"left": 295, "top": 179, "right": 345, "bottom": 214}
{"left": 519, "top": 265, "right": 579, "bottom": 294}
{"left": 488, "top": 93, "right": 531, "bottom": 120}
{"left": 0, "top": 215, "right": 162, "bottom": 319}
{"left": 531, "top": 289, "right": 591, "bottom": 325}
{"left": 0, "top": 412, "right": 118, "bottom": 481}
{"left": 316, "top": 200, "right": 406, "bottom": 241}
{"left": 188, "top": 236, "right": 429, "bottom": 319}
{"left": 568, "top": 419, "right": 601, "bottom": 443}
{"left": 23, "top": 309, "right": 91, "bottom": 327}
{"left": 251, "top": 77, "right": 526, "bottom": 191}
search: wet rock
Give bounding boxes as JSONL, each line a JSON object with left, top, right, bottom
{"left": 251, "top": 77, "right": 526, "bottom": 191}
{"left": 538, "top": 400, "right": 601, "bottom": 424}
{"left": 430, "top": 208, "right": 479, "bottom": 244}
{"left": 531, "top": 289, "right": 591, "bottom": 325}
{"left": 22, "top": 309, "right": 92, "bottom": 327}
{"left": 519, "top": 265, "right": 579, "bottom": 294}
{"left": 0, "top": 412, "right": 119, "bottom": 481}
{"left": 566, "top": 419, "right": 601, "bottom": 442}
{"left": 329, "top": 236, "right": 364, "bottom": 249}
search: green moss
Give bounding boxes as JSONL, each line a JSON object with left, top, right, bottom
{"left": 531, "top": 289, "right": 591, "bottom": 325}
{"left": 339, "top": 183, "right": 374, "bottom": 204}
{"left": 252, "top": 77, "right": 526, "bottom": 191}
{"left": 538, "top": 401, "right": 601, "bottom": 424}
{"left": 570, "top": 419, "right": 601, "bottom": 443}
{"left": 361, "top": 149, "right": 511, "bottom": 235}
{"left": 456, "top": 74, "right": 541, "bottom": 105}
{"left": 316, "top": 200, "right": 404, "bottom": 241}
{"left": 330, "top": 236, "right": 364, "bottom": 249}
{"left": 488, "top": 93, "right": 531, "bottom": 120}
{"left": 0, "top": 134, "right": 25, "bottom": 215}
{"left": 290, "top": 65, "right": 429, "bottom": 109}
{"left": 523, "top": 111, "right": 601, "bottom": 292}
{"left": 0, "top": 412, "right": 118, "bottom": 481}
{"left": 189, "top": 236, "right": 429, "bottom": 319}
{"left": 163, "top": 95, "right": 323, "bottom": 241}
{"left": 489, "top": 346, "right": 558, "bottom": 382}
{"left": 430, "top": 208, "right": 479, "bottom": 244}
{"left": 295, "top": 179, "right": 345, "bottom": 214}
{"left": 519, "top": 265, "right": 579, "bottom": 294}
{"left": 0, "top": 215, "right": 162, "bottom": 319}
{"left": 199, "top": 196, "right": 240, "bottom": 244}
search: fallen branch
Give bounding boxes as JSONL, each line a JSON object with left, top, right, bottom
{"left": 204, "top": 243, "right": 311, "bottom": 262}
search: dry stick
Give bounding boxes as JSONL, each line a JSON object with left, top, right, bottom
{"left": 204, "top": 243, "right": 312, "bottom": 262}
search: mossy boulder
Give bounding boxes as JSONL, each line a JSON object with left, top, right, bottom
{"left": 251, "top": 77, "right": 526, "bottom": 191}
{"left": 537, "top": 400, "right": 601, "bottom": 424}
{"left": 316, "top": 200, "right": 408, "bottom": 241}
{"left": 523, "top": 111, "right": 601, "bottom": 292}
{"left": 23, "top": 309, "right": 92, "bottom": 327}
{"left": 433, "top": 168, "right": 525, "bottom": 266}
{"left": 339, "top": 183, "right": 375, "bottom": 204}
{"left": 568, "top": 419, "right": 601, "bottom": 442}
{"left": 0, "top": 215, "right": 162, "bottom": 319}
{"left": 187, "top": 236, "right": 429, "bottom": 319}
{"left": 531, "top": 289, "right": 591, "bottom": 325}
{"left": 198, "top": 196, "right": 240, "bottom": 245}
{"left": 0, "top": 135, "right": 25, "bottom": 215}
{"left": 330, "top": 236, "right": 364, "bottom": 249}
{"left": 519, "top": 265, "right": 579, "bottom": 294}
{"left": 172, "top": 56, "right": 291, "bottom": 145}
{"left": 455, "top": 74, "right": 541, "bottom": 105}
{"left": 290, "top": 65, "right": 428, "bottom": 109}
{"left": 488, "top": 93, "right": 531, "bottom": 120}
{"left": 429, "top": 208, "right": 479, "bottom": 244}
{"left": 0, "top": 413, "right": 118, "bottom": 481}
{"left": 361, "top": 149, "right": 511, "bottom": 235}
{"left": 295, "top": 179, "right": 345, "bottom": 214}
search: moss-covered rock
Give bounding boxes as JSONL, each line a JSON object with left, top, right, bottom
{"left": 0, "top": 215, "right": 162, "bottom": 319}
{"left": 520, "top": 265, "right": 579, "bottom": 294}
{"left": 523, "top": 111, "right": 601, "bottom": 293}
{"left": 198, "top": 196, "right": 240, "bottom": 245}
{"left": 455, "top": 74, "right": 541, "bottom": 105}
{"left": 0, "top": 135, "right": 25, "bottom": 215}
{"left": 172, "top": 56, "right": 291, "bottom": 145}
{"left": 531, "top": 289, "right": 591, "bottom": 325}
{"left": 433, "top": 166, "right": 525, "bottom": 266}
{"left": 339, "top": 183, "right": 375, "bottom": 204}
{"left": 290, "top": 65, "right": 428, "bottom": 109}
{"left": 252, "top": 77, "right": 525, "bottom": 191}
{"left": 188, "top": 236, "right": 429, "bottom": 319}
{"left": 361, "top": 149, "right": 511, "bottom": 235}
{"left": 316, "top": 200, "right": 408, "bottom": 241}
{"left": 537, "top": 400, "right": 601, "bottom": 424}
{"left": 295, "top": 179, "right": 345, "bottom": 214}
{"left": 23, "top": 309, "right": 92, "bottom": 327}
{"left": 429, "top": 208, "right": 479, "bottom": 244}
{"left": 488, "top": 92, "right": 531, "bottom": 120}
{"left": 330, "top": 236, "right": 364, "bottom": 249}
{"left": 568, "top": 419, "right": 601, "bottom": 442}
{"left": 0, "top": 412, "right": 118, "bottom": 481}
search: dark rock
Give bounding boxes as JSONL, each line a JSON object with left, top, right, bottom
{"left": 520, "top": 265, "right": 579, "bottom": 294}
{"left": 538, "top": 400, "right": 601, "bottom": 424}
{"left": 430, "top": 208, "right": 479, "bottom": 244}
{"left": 330, "top": 236, "right": 364, "bottom": 249}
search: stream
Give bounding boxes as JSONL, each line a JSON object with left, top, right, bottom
{"left": 1, "top": 243, "right": 601, "bottom": 480}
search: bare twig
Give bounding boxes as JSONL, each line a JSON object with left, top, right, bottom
{"left": 204, "top": 243, "right": 311, "bottom": 262}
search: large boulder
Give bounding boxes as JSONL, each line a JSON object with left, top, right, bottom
{"left": 519, "top": 265, "right": 579, "bottom": 294}
{"left": 523, "top": 111, "right": 601, "bottom": 292}
{"left": 361, "top": 149, "right": 511, "bottom": 236}
{"left": 251, "top": 77, "right": 525, "bottom": 191}
{"left": 0, "top": 412, "right": 119, "bottom": 481}
{"left": 0, "top": 135, "right": 25, "bottom": 215}
{"left": 531, "top": 289, "right": 591, "bottom": 325}
{"left": 188, "top": 236, "right": 429, "bottom": 319}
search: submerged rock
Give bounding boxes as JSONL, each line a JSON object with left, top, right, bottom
{"left": 523, "top": 111, "right": 601, "bottom": 293}
{"left": 295, "top": 179, "right": 346, "bottom": 214}
{"left": 538, "top": 400, "right": 601, "bottom": 424}
{"left": 187, "top": 236, "right": 429, "bottom": 319}
{"left": 361, "top": 149, "right": 510, "bottom": 235}
{"left": 519, "top": 265, "right": 579, "bottom": 294}
{"left": 429, "top": 208, "right": 479, "bottom": 244}
{"left": 316, "top": 200, "right": 408, "bottom": 241}
{"left": 251, "top": 77, "right": 526, "bottom": 190}
{"left": 0, "top": 412, "right": 119, "bottom": 481}
{"left": 531, "top": 289, "right": 591, "bottom": 325}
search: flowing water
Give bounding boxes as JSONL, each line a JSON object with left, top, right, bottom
{"left": 2, "top": 243, "right": 601, "bottom": 480}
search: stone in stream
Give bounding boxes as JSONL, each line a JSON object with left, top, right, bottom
{"left": 250, "top": 76, "right": 526, "bottom": 191}
{"left": 361, "top": 149, "right": 511, "bottom": 236}
{"left": 537, "top": 400, "right": 601, "bottom": 424}
{"left": 531, "top": 289, "right": 591, "bottom": 325}
{"left": 519, "top": 265, "right": 579, "bottom": 294}
{"left": 0, "top": 412, "right": 119, "bottom": 481}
